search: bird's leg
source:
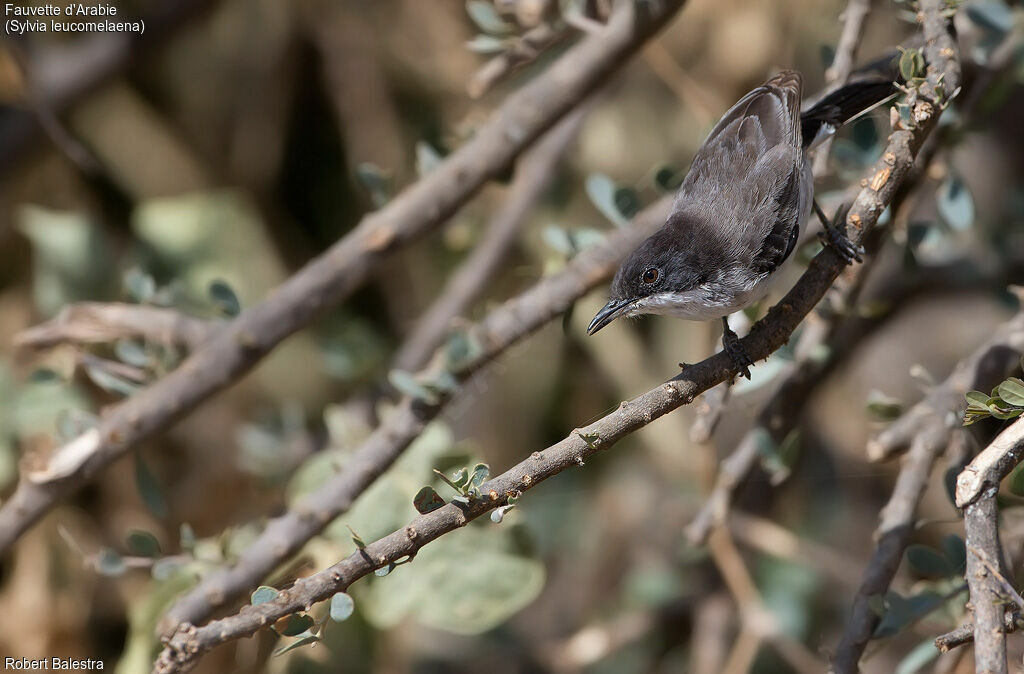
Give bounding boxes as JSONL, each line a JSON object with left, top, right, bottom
{"left": 720, "top": 316, "right": 753, "bottom": 380}
{"left": 813, "top": 200, "right": 863, "bottom": 265}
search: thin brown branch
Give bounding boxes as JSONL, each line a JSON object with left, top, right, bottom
{"left": 468, "top": 21, "right": 571, "bottom": 99}
{"left": 935, "top": 610, "right": 1024, "bottom": 653}
{"left": 812, "top": 0, "right": 873, "bottom": 176}
{"left": 393, "top": 103, "right": 589, "bottom": 372}
{"left": 13, "top": 303, "right": 214, "bottom": 353}
{"left": 155, "top": 25, "right": 958, "bottom": 667}
{"left": 0, "top": 0, "right": 688, "bottom": 556}
{"left": 957, "top": 418, "right": 1024, "bottom": 673}
{"left": 828, "top": 2, "right": 962, "bottom": 670}
{"left": 156, "top": 195, "right": 672, "bottom": 636}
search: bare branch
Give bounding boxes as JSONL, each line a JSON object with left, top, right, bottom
{"left": 393, "top": 103, "right": 590, "bottom": 372}
{"left": 935, "top": 611, "right": 1024, "bottom": 653}
{"left": 468, "top": 21, "right": 571, "bottom": 99}
{"left": 0, "top": 0, "right": 688, "bottom": 555}
{"left": 13, "top": 303, "right": 214, "bottom": 353}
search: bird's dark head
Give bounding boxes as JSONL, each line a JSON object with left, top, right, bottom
{"left": 587, "top": 215, "right": 730, "bottom": 335}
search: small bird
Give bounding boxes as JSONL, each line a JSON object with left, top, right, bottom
{"left": 586, "top": 70, "right": 894, "bottom": 377}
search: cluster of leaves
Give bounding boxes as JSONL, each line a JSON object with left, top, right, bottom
{"left": 250, "top": 584, "right": 355, "bottom": 655}
{"left": 964, "top": 372, "right": 1024, "bottom": 425}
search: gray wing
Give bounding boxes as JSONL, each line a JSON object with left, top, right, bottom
{"left": 673, "top": 70, "right": 807, "bottom": 274}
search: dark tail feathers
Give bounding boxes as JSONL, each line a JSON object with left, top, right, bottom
{"left": 800, "top": 78, "right": 897, "bottom": 148}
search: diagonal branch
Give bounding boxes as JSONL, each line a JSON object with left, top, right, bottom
{"left": 392, "top": 102, "right": 590, "bottom": 372}
{"left": 154, "top": 20, "right": 960, "bottom": 668}
{"left": 156, "top": 200, "right": 673, "bottom": 637}
{"left": 0, "top": 0, "right": 688, "bottom": 555}
{"left": 13, "top": 303, "right": 215, "bottom": 353}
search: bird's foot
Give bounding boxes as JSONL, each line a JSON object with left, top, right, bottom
{"left": 721, "top": 318, "right": 752, "bottom": 380}
{"left": 814, "top": 201, "right": 863, "bottom": 265}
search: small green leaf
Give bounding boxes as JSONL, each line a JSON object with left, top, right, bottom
{"left": 126, "top": 529, "right": 161, "bottom": 557}
{"left": 56, "top": 408, "right": 99, "bottom": 442}
{"left": 936, "top": 175, "right": 975, "bottom": 231}
{"left": 29, "top": 368, "right": 61, "bottom": 383}
{"left": 490, "top": 504, "right": 515, "bottom": 523}
{"left": 613, "top": 187, "right": 640, "bottom": 220}
{"left": 123, "top": 268, "right": 156, "bottom": 303}
{"left": 96, "top": 548, "right": 126, "bottom": 577}
{"left": 278, "top": 614, "right": 315, "bottom": 636}
{"left": 467, "top": 463, "right": 490, "bottom": 491}
{"left": 374, "top": 565, "right": 392, "bottom": 577}
{"left": 653, "top": 165, "right": 683, "bottom": 192}
{"left": 135, "top": 456, "right": 168, "bottom": 519}
{"left": 179, "top": 523, "right": 196, "bottom": 551}
{"left": 251, "top": 585, "right": 279, "bottom": 605}
{"left": 115, "top": 338, "right": 150, "bottom": 368}
{"left": 273, "top": 634, "right": 319, "bottom": 655}
{"left": 347, "top": 525, "right": 366, "bottom": 550}
{"left": 873, "top": 591, "right": 944, "bottom": 637}
{"left": 466, "top": 0, "right": 513, "bottom": 34}
{"left": 83, "top": 362, "right": 140, "bottom": 397}
{"left": 899, "top": 48, "right": 924, "bottom": 80}
{"left": 941, "top": 535, "right": 967, "bottom": 575}
{"left": 585, "top": 173, "right": 631, "bottom": 228}
{"left": 465, "top": 34, "right": 508, "bottom": 54}
{"left": 354, "top": 163, "right": 394, "bottom": 208}
{"left": 330, "top": 592, "right": 355, "bottom": 622}
{"left": 151, "top": 557, "right": 185, "bottom": 581}
{"left": 906, "top": 544, "right": 952, "bottom": 578}
{"left": 415, "top": 142, "right": 443, "bottom": 177}
{"left": 444, "top": 329, "right": 481, "bottom": 370}
{"left": 388, "top": 370, "right": 440, "bottom": 404}
{"left": 413, "top": 486, "right": 445, "bottom": 514}
{"left": 997, "top": 377, "right": 1024, "bottom": 407}
{"left": 966, "top": 390, "right": 991, "bottom": 406}
{"left": 208, "top": 279, "right": 241, "bottom": 317}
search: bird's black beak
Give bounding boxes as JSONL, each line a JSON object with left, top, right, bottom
{"left": 587, "top": 298, "right": 630, "bottom": 335}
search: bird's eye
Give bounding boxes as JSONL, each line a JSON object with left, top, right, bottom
{"left": 642, "top": 268, "right": 659, "bottom": 284}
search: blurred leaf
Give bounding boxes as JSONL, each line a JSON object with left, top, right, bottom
{"left": 585, "top": 173, "right": 631, "bottom": 228}
{"left": 466, "top": 34, "right": 509, "bottom": 53}
{"left": 123, "top": 268, "right": 157, "bottom": 304}
{"left": 819, "top": 44, "right": 835, "bottom": 69}
{"left": 415, "top": 142, "right": 444, "bottom": 177}
{"left": 866, "top": 390, "right": 904, "bottom": 421}
{"left": 895, "top": 639, "right": 940, "bottom": 674}
{"left": 966, "top": 0, "right": 1013, "bottom": 33}
{"left": 354, "top": 163, "right": 394, "bottom": 208}
{"left": 251, "top": 586, "right": 279, "bottom": 605}
{"left": 942, "top": 535, "right": 967, "bottom": 575}
{"left": 56, "top": 408, "right": 99, "bottom": 442}
{"left": 873, "top": 591, "right": 944, "bottom": 637}
{"left": 273, "top": 634, "right": 319, "bottom": 656}
{"left": 998, "top": 377, "right": 1024, "bottom": 406}
{"left": 96, "top": 548, "right": 127, "bottom": 577}
{"left": 151, "top": 557, "right": 185, "bottom": 581}
{"left": 135, "top": 456, "right": 168, "bottom": 519}
{"left": 330, "top": 592, "right": 355, "bottom": 622}
{"left": 653, "top": 165, "right": 683, "bottom": 192}
{"left": 115, "top": 338, "right": 151, "bottom": 369}
{"left": 906, "top": 544, "right": 952, "bottom": 578}
{"left": 83, "top": 362, "right": 140, "bottom": 397}
{"left": 444, "top": 330, "right": 482, "bottom": 370}
{"left": 613, "top": 187, "right": 640, "bottom": 220}
{"left": 126, "top": 530, "right": 162, "bottom": 557}
{"left": 944, "top": 466, "right": 959, "bottom": 505}
{"left": 208, "top": 279, "right": 241, "bottom": 317}
{"left": 466, "top": 0, "right": 514, "bottom": 34}
{"left": 276, "top": 613, "right": 314, "bottom": 636}
{"left": 413, "top": 486, "right": 445, "bottom": 514}
{"left": 542, "top": 225, "right": 574, "bottom": 257}
{"left": 936, "top": 175, "right": 975, "bottom": 231}
{"left": 467, "top": 463, "right": 490, "bottom": 492}
{"left": 179, "top": 523, "right": 196, "bottom": 551}
{"left": 388, "top": 370, "right": 440, "bottom": 404}
{"left": 569, "top": 228, "right": 607, "bottom": 252}
{"left": 360, "top": 527, "right": 544, "bottom": 635}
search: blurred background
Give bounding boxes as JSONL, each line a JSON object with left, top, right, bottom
{"left": 1, "top": 0, "right": 1024, "bottom": 672}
